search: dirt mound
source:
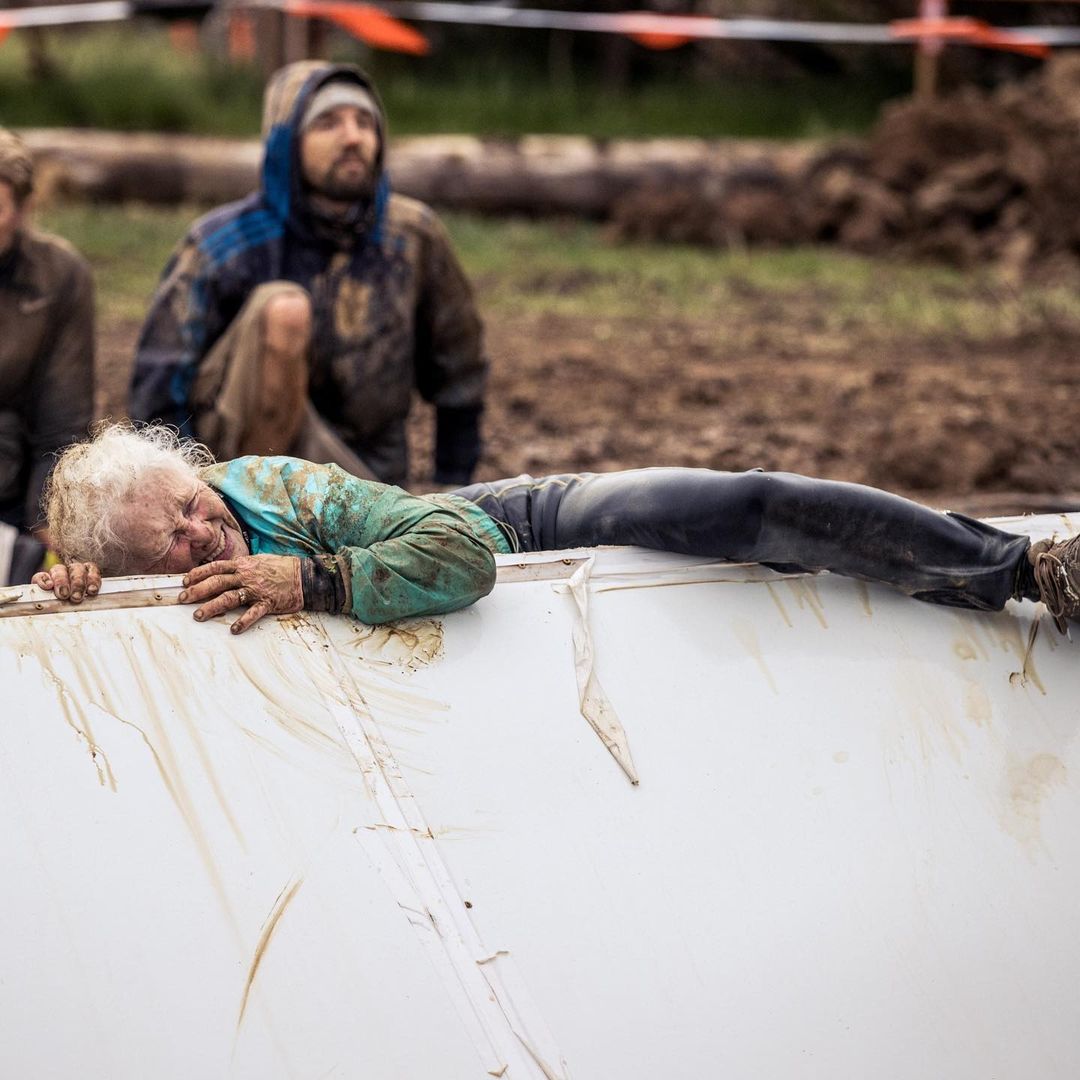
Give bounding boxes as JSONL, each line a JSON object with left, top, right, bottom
{"left": 609, "top": 164, "right": 804, "bottom": 247}
{"left": 611, "top": 55, "right": 1080, "bottom": 272}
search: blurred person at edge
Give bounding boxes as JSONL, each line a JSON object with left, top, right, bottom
{"left": 0, "top": 128, "right": 95, "bottom": 587}
{"left": 129, "top": 61, "right": 487, "bottom": 491}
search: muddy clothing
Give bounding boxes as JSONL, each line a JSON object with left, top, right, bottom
{"left": 203, "top": 458, "right": 1036, "bottom": 625}
{"left": 202, "top": 457, "right": 507, "bottom": 624}
{"left": 0, "top": 522, "right": 47, "bottom": 587}
{"left": 453, "top": 468, "right": 1037, "bottom": 612}
{"left": 186, "top": 280, "right": 377, "bottom": 479}
{"left": 0, "top": 228, "right": 94, "bottom": 530}
{"left": 131, "top": 61, "right": 487, "bottom": 487}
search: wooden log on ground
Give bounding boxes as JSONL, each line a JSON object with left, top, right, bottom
{"left": 21, "top": 129, "right": 262, "bottom": 206}
{"left": 19, "top": 128, "right": 823, "bottom": 217}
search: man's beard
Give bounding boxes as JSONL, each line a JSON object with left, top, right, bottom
{"left": 314, "top": 156, "right": 377, "bottom": 202}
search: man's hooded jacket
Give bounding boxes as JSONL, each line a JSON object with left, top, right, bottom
{"left": 129, "top": 61, "right": 487, "bottom": 486}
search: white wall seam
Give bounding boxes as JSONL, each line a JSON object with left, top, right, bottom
{"left": 292, "top": 615, "right": 572, "bottom": 1080}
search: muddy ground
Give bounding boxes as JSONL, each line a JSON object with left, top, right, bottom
{"left": 97, "top": 304, "right": 1080, "bottom": 518}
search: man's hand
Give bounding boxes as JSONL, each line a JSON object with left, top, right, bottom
{"left": 180, "top": 555, "right": 304, "bottom": 634}
{"left": 32, "top": 562, "right": 102, "bottom": 603}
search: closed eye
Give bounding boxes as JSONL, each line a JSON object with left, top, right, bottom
{"left": 164, "top": 493, "right": 198, "bottom": 557}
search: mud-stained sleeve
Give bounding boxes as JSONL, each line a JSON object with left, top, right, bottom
{"left": 129, "top": 237, "right": 220, "bottom": 429}
{"left": 315, "top": 476, "right": 497, "bottom": 624}
{"left": 24, "top": 253, "right": 94, "bottom": 527}
{"left": 412, "top": 212, "right": 488, "bottom": 484}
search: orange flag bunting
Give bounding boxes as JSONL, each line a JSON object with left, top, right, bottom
{"left": 890, "top": 17, "right": 1049, "bottom": 59}
{"left": 627, "top": 31, "right": 693, "bottom": 50}
{"left": 288, "top": 1, "right": 430, "bottom": 55}
{"left": 621, "top": 13, "right": 710, "bottom": 51}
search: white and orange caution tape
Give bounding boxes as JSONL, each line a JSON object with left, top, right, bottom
{"left": 0, "top": 0, "right": 131, "bottom": 30}
{"left": 891, "top": 15, "right": 1050, "bottom": 57}
{"left": 0, "top": 0, "right": 1076, "bottom": 56}
{"left": 285, "top": 0, "right": 1073, "bottom": 54}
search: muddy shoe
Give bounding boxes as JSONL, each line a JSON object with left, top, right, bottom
{"left": 1029, "top": 534, "right": 1080, "bottom": 633}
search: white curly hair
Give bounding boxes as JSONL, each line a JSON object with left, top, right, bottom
{"left": 44, "top": 422, "right": 216, "bottom": 573}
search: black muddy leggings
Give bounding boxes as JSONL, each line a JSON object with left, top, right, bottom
{"left": 452, "top": 468, "right": 1036, "bottom": 612}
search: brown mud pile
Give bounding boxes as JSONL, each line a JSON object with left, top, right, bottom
{"left": 612, "top": 55, "right": 1080, "bottom": 276}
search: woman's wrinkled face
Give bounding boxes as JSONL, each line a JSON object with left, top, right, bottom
{"left": 114, "top": 468, "right": 249, "bottom": 574}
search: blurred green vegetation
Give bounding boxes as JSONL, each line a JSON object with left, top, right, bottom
{"left": 449, "top": 216, "right": 1080, "bottom": 342}
{"left": 364, "top": 60, "right": 899, "bottom": 139}
{"left": 0, "top": 28, "right": 264, "bottom": 134}
{"left": 37, "top": 203, "right": 194, "bottom": 320}
{"left": 0, "top": 24, "right": 907, "bottom": 137}
{"left": 37, "top": 202, "right": 1080, "bottom": 343}
{"left": 373, "top": 75, "right": 891, "bottom": 139}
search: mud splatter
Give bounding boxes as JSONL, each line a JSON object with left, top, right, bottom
{"left": 232, "top": 644, "right": 354, "bottom": 764}
{"left": 138, "top": 625, "right": 246, "bottom": 848}
{"left": 733, "top": 618, "right": 778, "bottom": 695}
{"left": 887, "top": 663, "right": 970, "bottom": 765}
{"left": 953, "top": 619, "right": 989, "bottom": 661}
{"left": 854, "top": 581, "right": 873, "bottom": 618}
{"left": 1005, "top": 619, "right": 1046, "bottom": 695}
{"left": 347, "top": 618, "right": 445, "bottom": 672}
{"left": 237, "top": 875, "right": 305, "bottom": 1029}
{"left": 24, "top": 621, "right": 117, "bottom": 792}
{"left": 963, "top": 681, "right": 993, "bottom": 727}
{"left": 953, "top": 641, "right": 978, "bottom": 662}
{"left": 1001, "top": 753, "right": 1067, "bottom": 848}
{"left": 974, "top": 612, "right": 1046, "bottom": 694}
{"left": 764, "top": 583, "right": 792, "bottom": 628}
{"left": 783, "top": 578, "right": 828, "bottom": 629}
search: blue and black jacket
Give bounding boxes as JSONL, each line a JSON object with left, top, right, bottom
{"left": 130, "top": 61, "right": 487, "bottom": 487}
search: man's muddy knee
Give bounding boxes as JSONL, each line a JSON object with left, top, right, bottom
{"left": 261, "top": 289, "right": 312, "bottom": 358}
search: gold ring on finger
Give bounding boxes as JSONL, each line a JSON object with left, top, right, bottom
{"left": 237, "top": 588, "right": 250, "bottom": 606}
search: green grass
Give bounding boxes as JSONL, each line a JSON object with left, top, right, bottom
{"left": 444, "top": 213, "right": 1080, "bottom": 342}
{"left": 36, "top": 202, "right": 1080, "bottom": 343}
{"left": 0, "top": 25, "right": 904, "bottom": 138}
{"left": 38, "top": 203, "right": 195, "bottom": 320}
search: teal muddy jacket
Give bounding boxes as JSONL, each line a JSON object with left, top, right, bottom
{"left": 202, "top": 457, "right": 510, "bottom": 624}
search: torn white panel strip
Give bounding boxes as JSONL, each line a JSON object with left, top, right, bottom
{"left": 591, "top": 568, "right": 815, "bottom": 594}
{"left": 555, "top": 558, "right": 639, "bottom": 786}
{"left": 0, "top": 586, "right": 184, "bottom": 620}
{"left": 0, "top": 574, "right": 187, "bottom": 619}
{"left": 292, "top": 616, "right": 571, "bottom": 1080}
{"left": 495, "top": 557, "right": 591, "bottom": 584}
{"left": 0, "top": 524, "right": 16, "bottom": 589}
{"left": 495, "top": 548, "right": 813, "bottom": 591}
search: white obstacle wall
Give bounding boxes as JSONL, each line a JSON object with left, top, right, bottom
{"left": 0, "top": 515, "right": 1077, "bottom": 1079}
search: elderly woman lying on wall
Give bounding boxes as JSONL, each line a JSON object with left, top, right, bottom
{"left": 34, "top": 422, "right": 1080, "bottom": 635}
